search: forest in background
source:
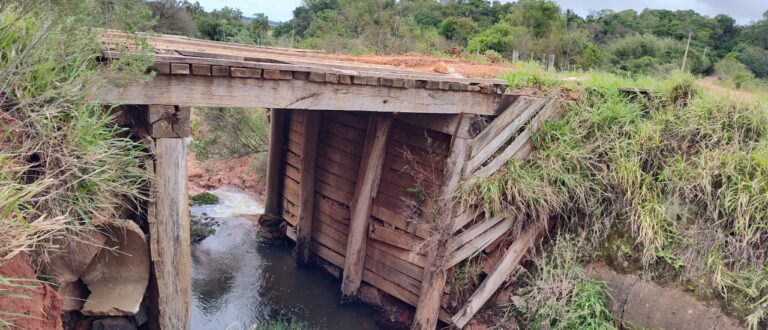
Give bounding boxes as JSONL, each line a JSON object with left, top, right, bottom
{"left": 137, "top": 0, "right": 768, "bottom": 91}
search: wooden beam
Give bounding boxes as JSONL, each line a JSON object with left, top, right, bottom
{"left": 341, "top": 115, "right": 393, "bottom": 299}
{"left": 473, "top": 99, "right": 559, "bottom": 178}
{"left": 261, "top": 109, "right": 289, "bottom": 219}
{"left": 412, "top": 137, "right": 469, "bottom": 330}
{"left": 99, "top": 75, "right": 501, "bottom": 115}
{"left": 394, "top": 113, "right": 483, "bottom": 139}
{"left": 295, "top": 111, "right": 322, "bottom": 265}
{"left": 465, "top": 98, "right": 547, "bottom": 174}
{"left": 151, "top": 138, "right": 191, "bottom": 330}
{"left": 452, "top": 222, "right": 547, "bottom": 328}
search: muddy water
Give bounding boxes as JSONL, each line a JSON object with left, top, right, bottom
{"left": 189, "top": 187, "right": 382, "bottom": 330}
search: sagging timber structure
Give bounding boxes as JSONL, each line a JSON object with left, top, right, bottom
{"left": 100, "top": 32, "right": 561, "bottom": 330}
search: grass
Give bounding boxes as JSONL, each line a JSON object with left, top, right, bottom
{"left": 516, "top": 238, "right": 616, "bottom": 330}
{"left": 462, "top": 67, "right": 768, "bottom": 328}
{"left": 191, "top": 192, "right": 221, "bottom": 206}
{"left": 1, "top": 1, "right": 152, "bottom": 327}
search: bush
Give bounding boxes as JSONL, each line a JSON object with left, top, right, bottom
{"left": 438, "top": 16, "right": 479, "bottom": 46}
{"left": 467, "top": 23, "right": 532, "bottom": 56}
{"left": 190, "top": 107, "right": 269, "bottom": 160}
{"left": 733, "top": 44, "right": 768, "bottom": 78}
{"left": 715, "top": 56, "right": 755, "bottom": 88}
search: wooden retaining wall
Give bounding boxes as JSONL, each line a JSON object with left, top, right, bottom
{"left": 280, "top": 109, "right": 452, "bottom": 317}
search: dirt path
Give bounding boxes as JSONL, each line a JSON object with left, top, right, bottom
{"left": 698, "top": 76, "right": 758, "bottom": 101}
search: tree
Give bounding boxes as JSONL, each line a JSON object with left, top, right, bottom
{"left": 439, "top": 16, "right": 479, "bottom": 45}
{"left": 505, "top": 0, "right": 563, "bottom": 38}
{"left": 250, "top": 13, "right": 270, "bottom": 41}
{"left": 147, "top": 0, "right": 197, "bottom": 36}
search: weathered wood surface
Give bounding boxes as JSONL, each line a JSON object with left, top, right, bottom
{"left": 261, "top": 109, "right": 288, "bottom": 220}
{"left": 465, "top": 98, "right": 547, "bottom": 174}
{"left": 452, "top": 222, "right": 547, "bottom": 328}
{"left": 98, "top": 75, "right": 501, "bottom": 115}
{"left": 341, "top": 115, "right": 393, "bottom": 298}
{"left": 412, "top": 137, "right": 469, "bottom": 330}
{"left": 296, "top": 111, "right": 322, "bottom": 265}
{"left": 151, "top": 138, "right": 191, "bottom": 330}
{"left": 147, "top": 105, "right": 191, "bottom": 138}
{"left": 474, "top": 99, "right": 558, "bottom": 178}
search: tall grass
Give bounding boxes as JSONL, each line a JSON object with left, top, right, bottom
{"left": 1, "top": 1, "right": 153, "bottom": 326}
{"left": 464, "top": 68, "right": 768, "bottom": 328}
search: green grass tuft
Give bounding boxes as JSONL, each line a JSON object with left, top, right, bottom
{"left": 190, "top": 192, "right": 221, "bottom": 206}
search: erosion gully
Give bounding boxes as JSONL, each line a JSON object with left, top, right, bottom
{"left": 189, "top": 187, "right": 382, "bottom": 330}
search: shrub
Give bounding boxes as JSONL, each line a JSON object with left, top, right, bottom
{"left": 190, "top": 192, "right": 220, "bottom": 206}
{"left": 190, "top": 107, "right": 269, "bottom": 160}
{"left": 467, "top": 23, "right": 532, "bottom": 57}
{"left": 715, "top": 56, "right": 755, "bottom": 88}
{"left": 438, "top": 16, "right": 479, "bottom": 46}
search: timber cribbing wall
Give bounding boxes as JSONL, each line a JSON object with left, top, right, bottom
{"left": 282, "top": 110, "right": 451, "bottom": 311}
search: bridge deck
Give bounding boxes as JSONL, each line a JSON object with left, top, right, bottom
{"left": 99, "top": 32, "right": 509, "bottom": 115}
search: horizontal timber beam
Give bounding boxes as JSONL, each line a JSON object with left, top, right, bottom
{"left": 98, "top": 75, "right": 502, "bottom": 115}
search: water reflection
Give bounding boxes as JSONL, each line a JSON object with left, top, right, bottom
{"left": 190, "top": 187, "right": 382, "bottom": 330}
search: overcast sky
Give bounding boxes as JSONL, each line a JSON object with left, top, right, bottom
{"left": 194, "top": 0, "right": 766, "bottom": 25}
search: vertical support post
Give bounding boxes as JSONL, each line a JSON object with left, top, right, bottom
{"left": 260, "top": 109, "right": 289, "bottom": 234}
{"left": 412, "top": 126, "right": 470, "bottom": 330}
{"left": 547, "top": 54, "right": 556, "bottom": 72}
{"left": 341, "top": 115, "right": 393, "bottom": 299}
{"left": 146, "top": 105, "right": 191, "bottom": 330}
{"left": 512, "top": 50, "right": 519, "bottom": 63}
{"left": 295, "top": 111, "right": 322, "bottom": 265}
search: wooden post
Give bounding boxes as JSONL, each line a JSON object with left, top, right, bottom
{"left": 412, "top": 136, "right": 469, "bottom": 330}
{"left": 295, "top": 111, "right": 322, "bottom": 265}
{"left": 341, "top": 115, "right": 393, "bottom": 299}
{"left": 547, "top": 54, "right": 556, "bottom": 72}
{"left": 146, "top": 105, "right": 191, "bottom": 330}
{"left": 681, "top": 32, "right": 692, "bottom": 72}
{"left": 512, "top": 50, "right": 519, "bottom": 63}
{"left": 260, "top": 109, "right": 289, "bottom": 229}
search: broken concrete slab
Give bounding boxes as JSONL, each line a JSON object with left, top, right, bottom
{"left": 81, "top": 221, "right": 149, "bottom": 316}
{"left": 45, "top": 232, "right": 107, "bottom": 311}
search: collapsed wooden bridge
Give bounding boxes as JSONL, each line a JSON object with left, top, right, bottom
{"left": 100, "top": 32, "right": 559, "bottom": 330}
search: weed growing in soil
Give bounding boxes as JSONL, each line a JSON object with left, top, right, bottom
{"left": 463, "top": 67, "right": 768, "bottom": 328}
{"left": 516, "top": 238, "right": 616, "bottom": 330}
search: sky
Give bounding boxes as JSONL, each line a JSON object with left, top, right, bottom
{"left": 193, "top": 0, "right": 766, "bottom": 25}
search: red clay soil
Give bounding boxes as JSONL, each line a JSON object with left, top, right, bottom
{"left": 335, "top": 54, "right": 515, "bottom": 79}
{"left": 0, "top": 253, "right": 64, "bottom": 330}
{"left": 187, "top": 152, "right": 265, "bottom": 198}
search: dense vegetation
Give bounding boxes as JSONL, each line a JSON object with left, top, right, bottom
{"left": 461, "top": 67, "right": 768, "bottom": 328}
{"left": 145, "top": 0, "right": 768, "bottom": 89}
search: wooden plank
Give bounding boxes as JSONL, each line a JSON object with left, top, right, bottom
{"left": 412, "top": 137, "right": 468, "bottom": 330}
{"left": 469, "top": 96, "right": 535, "bottom": 156}
{"left": 452, "top": 222, "right": 546, "bottom": 328}
{"left": 366, "top": 243, "right": 424, "bottom": 281}
{"left": 230, "top": 67, "right": 262, "bottom": 78}
{"left": 395, "top": 114, "right": 480, "bottom": 139}
{"left": 326, "top": 112, "right": 368, "bottom": 130}
{"left": 311, "top": 240, "right": 345, "bottom": 267}
{"left": 191, "top": 64, "right": 212, "bottom": 76}
{"left": 152, "top": 138, "right": 191, "bottom": 330}
{"left": 369, "top": 239, "right": 427, "bottom": 268}
{"left": 316, "top": 167, "right": 355, "bottom": 195}
{"left": 364, "top": 255, "right": 422, "bottom": 295}
{"left": 341, "top": 115, "right": 393, "bottom": 299}
{"left": 316, "top": 180, "right": 353, "bottom": 205}
{"left": 170, "top": 63, "right": 190, "bottom": 75}
{"left": 100, "top": 75, "right": 502, "bottom": 115}
{"left": 318, "top": 142, "right": 362, "bottom": 172}
{"left": 465, "top": 98, "right": 547, "bottom": 174}
{"left": 447, "top": 217, "right": 516, "bottom": 268}
{"left": 369, "top": 222, "right": 424, "bottom": 252}
{"left": 319, "top": 130, "right": 365, "bottom": 157}
{"left": 371, "top": 204, "right": 431, "bottom": 239}
{"left": 473, "top": 99, "right": 559, "bottom": 178}
{"left": 262, "top": 109, "right": 289, "bottom": 219}
{"left": 362, "top": 270, "right": 453, "bottom": 323}
{"left": 450, "top": 214, "right": 505, "bottom": 252}
{"left": 295, "top": 111, "right": 322, "bottom": 265}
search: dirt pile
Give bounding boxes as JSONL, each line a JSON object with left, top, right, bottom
{"left": 0, "top": 253, "right": 64, "bottom": 330}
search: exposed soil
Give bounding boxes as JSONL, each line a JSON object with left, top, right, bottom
{"left": 187, "top": 152, "right": 265, "bottom": 200}
{"left": 0, "top": 253, "right": 64, "bottom": 330}
{"left": 335, "top": 54, "right": 515, "bottom": 79}
{"left": 698, "top": 76, "right": 758, "bottom": 101}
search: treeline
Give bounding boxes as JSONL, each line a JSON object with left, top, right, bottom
{"left": 135, "top": 0, "right": 768, "bottom": 79}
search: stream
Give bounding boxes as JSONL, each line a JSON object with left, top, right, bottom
{"left": 189, "top": 187, "right": 383, "bottom": 330}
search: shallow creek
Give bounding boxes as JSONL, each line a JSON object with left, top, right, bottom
{"left": 189, "top": 187, "right": 382, "bottom": 330}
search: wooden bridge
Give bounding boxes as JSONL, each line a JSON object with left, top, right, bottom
{"left": 100, "top": 32, "right": 557, "bottom": 330}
